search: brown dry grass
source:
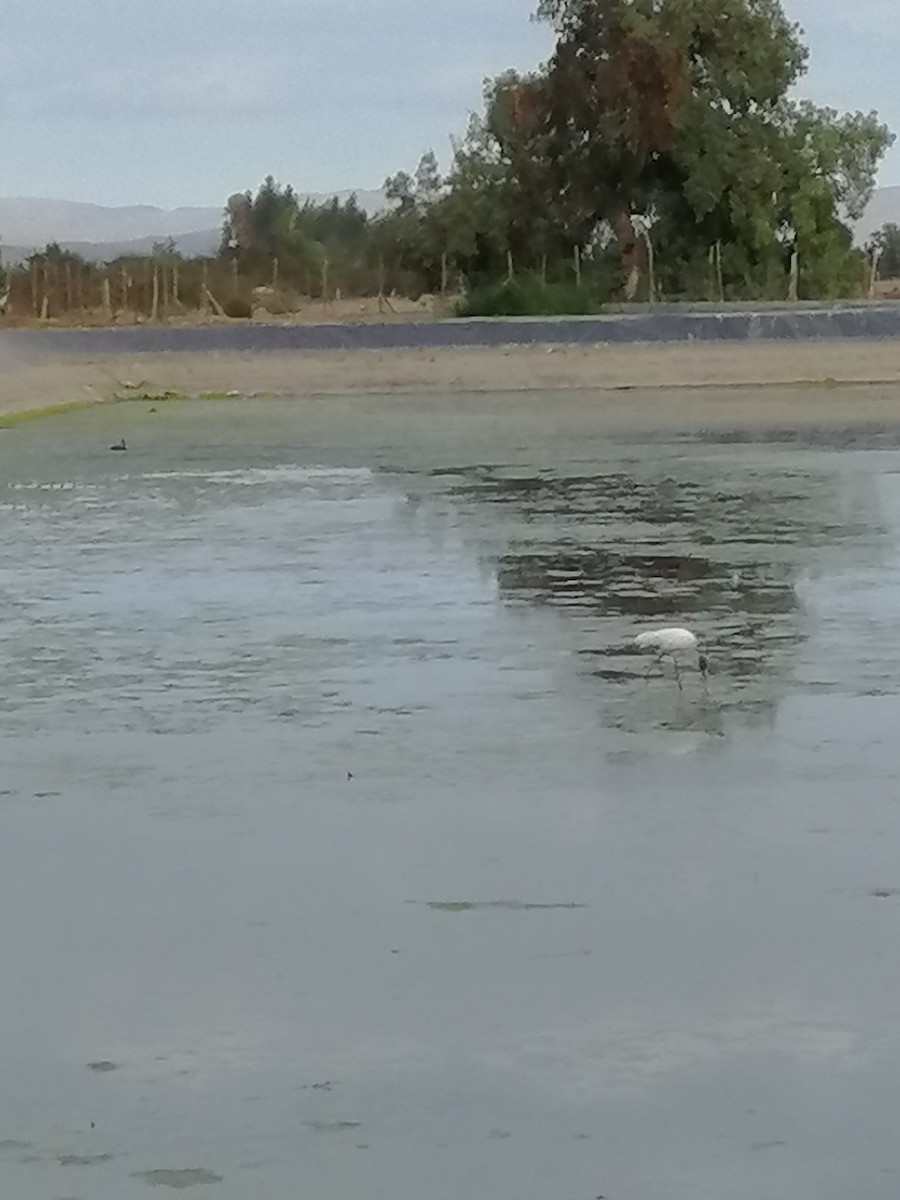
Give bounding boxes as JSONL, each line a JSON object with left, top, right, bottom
{"left": 0, "top": 294, "right": 450, "bottom": 330}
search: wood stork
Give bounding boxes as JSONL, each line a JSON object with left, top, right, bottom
{"left": 634, "top": 627, "right": 708, "bottom": 691}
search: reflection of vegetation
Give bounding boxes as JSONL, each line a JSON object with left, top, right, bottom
{"left": 438, "top": 468, "right": 820, "bottom": 538}
{"left": 498, "top": 549, "right": 798, "bottom": 621}
{"left": 436, "top": 465, "right": 818, "bottom": 696}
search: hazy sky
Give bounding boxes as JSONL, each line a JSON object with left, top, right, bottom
{"left": 2, "top": 0, "right": 897, "bottom": 209}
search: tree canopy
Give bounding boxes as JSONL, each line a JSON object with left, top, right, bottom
{"left": 214, "top": 1, "right": 893, "bottom": 306}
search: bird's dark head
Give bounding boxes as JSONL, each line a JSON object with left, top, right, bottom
{"left": 698, "top": 653, "right": 709, "bottom": 678}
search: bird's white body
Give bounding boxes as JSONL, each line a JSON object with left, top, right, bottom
{"left": 634, "top": 627, "right": 699, "bottom": 655}
{"left": 634, "top": 627, "right": 706, "bottom": 690}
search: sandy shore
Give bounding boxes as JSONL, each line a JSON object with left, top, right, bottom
{"left": 2, "top": 339, "right": 900, "bottom": 426}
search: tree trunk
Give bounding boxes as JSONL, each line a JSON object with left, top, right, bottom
{"left": 638, "top": 229, "right": 656, "bottom": 303}
{"left": 613, "top": 209, "right": 641, "bottom": 301}
{"left": 869, "top": 248, "right": 880, "bottom": 299}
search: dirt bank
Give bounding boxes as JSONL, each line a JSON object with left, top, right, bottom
{"left": 1, "top": 339, "right": 899, "bottom": 425}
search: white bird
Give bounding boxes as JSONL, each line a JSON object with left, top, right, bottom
{"left": 634, "top": 627, "right": 708, "bottom": 691}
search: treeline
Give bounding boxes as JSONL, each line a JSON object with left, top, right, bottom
{"left": 211, "top": 0, "right": 899, "bottom": 310}
{"left": 1, "top": 0, "right": 898, "bottom": 322}
{"left": 0, "top": 216, "right": 391, "bottom": 324}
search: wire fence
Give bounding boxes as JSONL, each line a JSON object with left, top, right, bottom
{"left": 0, "top": 254, "right": 451, "bottom": 323}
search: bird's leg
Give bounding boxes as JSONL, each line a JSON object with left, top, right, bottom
{"left": 671, "top": 656, "right": 684, "bottom": 691}
{"left": 698, "top": 654, "right": 709, "bottom": 690}
{"left": 644, "top": 654, "right": 662, "bottom": 683}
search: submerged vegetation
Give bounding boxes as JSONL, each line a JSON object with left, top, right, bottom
{"left": 1, "top": 0, "right": 896, "bottom": 319}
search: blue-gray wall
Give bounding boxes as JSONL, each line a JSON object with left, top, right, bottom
{"left": 2, "top": 304, "right": 900, "bottom": 356}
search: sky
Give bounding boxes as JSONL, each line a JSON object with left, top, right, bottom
{"left": 1, "top": 0, "right": 898, "bottom": 209}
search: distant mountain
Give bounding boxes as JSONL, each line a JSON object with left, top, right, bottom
{"left": 0, "top": 199, "right": 223, "bottom": 247}
{"left": 0, "top": 190, "right": 388, "bottom": 263}
{"left": 1, "top": 229, "right": 222, "bottom": 266}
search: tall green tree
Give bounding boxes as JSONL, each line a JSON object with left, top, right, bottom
{"left": 220, "top": 177, "right": 322, "bottom": 283}
{"left": 531, "top": 0, "right": 892, "bottom": 300}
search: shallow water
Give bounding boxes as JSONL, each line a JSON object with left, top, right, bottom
{"left": 2, "top": 394, "right": 900, "bottom": 1199}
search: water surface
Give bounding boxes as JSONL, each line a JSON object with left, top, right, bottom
{"left": 2, "top": 393, "right": 900, "bottom": 1199}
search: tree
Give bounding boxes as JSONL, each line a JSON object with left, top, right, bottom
{"left": 531, "top": 0, "right": 892, "bottom": 300}
{"left": 375, "top": 152, "right": 450, "bottom": 293}
{"left": 220, "top": 177, "right": 322, "bottom": 283}
{"left": 868, "top": 223, "right": 900, "bottom": 279}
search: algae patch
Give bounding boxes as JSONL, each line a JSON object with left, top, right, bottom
{"left": 0, "top": 399, "right": 102, "bottom": 427}
{"left": 132, "top": 1167, "right": 223, "bottom": 1189}
{"left": 57, "top": 1152, "right": 114, "bottom": 1166}
{"left": 422, "top": 900, "right": 587, "bottom": 912}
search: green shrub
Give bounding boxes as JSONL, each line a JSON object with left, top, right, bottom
{"left": 455, "top": 274, "right": 608, "bottom": 318}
